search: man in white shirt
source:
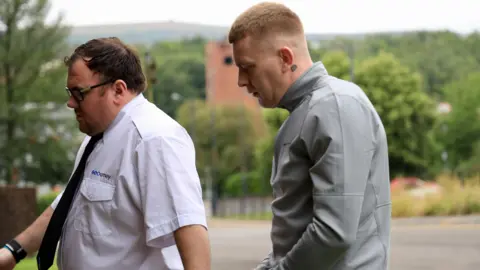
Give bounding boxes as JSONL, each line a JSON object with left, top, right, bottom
{"left": 0, "top": 37, "right": 210, "bottom": 270}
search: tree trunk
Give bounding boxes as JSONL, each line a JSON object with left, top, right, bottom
{"left": 3, "top": 11, "right": 15, "bottom": 184}
{"left": 0, "top": 186, "right": 37, "bottom": 246}
{"left": 5, "top": 63, "right": 14, "bottom": 184}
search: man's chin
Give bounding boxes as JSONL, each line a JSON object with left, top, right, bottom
{"left": 78, "top": 123, "right": 90, "bottom": 135}
{"left": 257, "top": 98, "right": 275, "bottom": 108}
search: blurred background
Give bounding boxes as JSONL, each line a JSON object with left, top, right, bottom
{"left": 0, "top": 0, "right": 479, "bottom": 269}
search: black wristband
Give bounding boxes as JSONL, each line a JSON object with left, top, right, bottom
{"left": 4, "top": 239, "right": 27, "bottom": 263}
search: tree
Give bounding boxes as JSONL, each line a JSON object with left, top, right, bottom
{"left": 321, "top": 50, "right": 351, "bottom": 80}
{"left": 176, "top": 100, "right": 262, "bottom": 197}
{"left": 308, "top": 41, "right": 327, "bottom": 64}
{"left": 465, "top": 32, "right": 480, "bottom": 65}
{"left": 354, "top": 52, "right": 440, "bottom": 178}
{"left": 21, "top": 130, "right": 80, "bottom": 186}
{"left": 441, "top": 72, "right": 480, "bottom": 175}
{"left": 151, "top": 54, "right": 205, "bottom": 117}
{"left": 144, "top": 39, "right": 207, "bottom": 118}
{"left": 252, "top": 108, "right": 289, "bottom": 193}
{"left": 359, "top": 31, "right": 479, "bottom": 99}
{"left": 0, "top": 0, "right": 75, "bottom": 184}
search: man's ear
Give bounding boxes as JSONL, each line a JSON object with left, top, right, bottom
{"left": 279, "top": 47, "right": 294, "bottom": 73}
{"left": 113, "top": 79, "right": 128, "bottom": 97}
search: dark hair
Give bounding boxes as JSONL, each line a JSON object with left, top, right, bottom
{"left": 64, "top": 37, "right": 146, "bottom": 93}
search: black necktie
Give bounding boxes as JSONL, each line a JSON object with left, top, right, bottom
{"left": 37, "top": 133, "right": 103, "bottom": 270}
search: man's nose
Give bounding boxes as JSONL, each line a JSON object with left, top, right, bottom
{"left": 67, "top": 96, "right": 78, "bottom": 109}
{"left": 237, "top": 73, "right": 248, "bottom": 88}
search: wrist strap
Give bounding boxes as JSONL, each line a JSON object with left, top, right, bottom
{"left": 4, "top": 239, "right": 27, "bottom": 263}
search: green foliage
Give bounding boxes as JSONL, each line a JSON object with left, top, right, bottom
{"left": 308, "top": 42, "right": 327, "bottom": 63}
{"left": 253, "top": 135, "right": 274, "bottom": 186}
{"left": 441, "top": 72, "right": 480, "bottom": 175}
{"left": 22, "top": 134, "right": 79, "bottom": 185}
{"left": 458, "top": 141, "right": 480, "bottom": 176}
{"left": 356, "top": 31, "right": 480, "bottom": 99}
{"left": 354, "top": 51, "right": 440, "bottom": 177}
{"left": 176, "top": 100, "right": 263, "bottom": 197}
{"left": 145, "top": 37, "right": 207, "bottom": 118}
{"left": 224, "top": 171, "right": 267, "bottom": 197}
{"left": 465, "top": 32, "right": 480, "bottom": 64}
{"left": 36, "top": 191, "right": 59, "bottom": 215}
{"left": 152, "top": 54, "right": 205, "bottom": 117}
{"left": 321, "top": 50, "right": 352, "bottom": 81}
{"left": 252, "top": 108, "right": 289, "bottom": 187}
{"left": 0, "top": 0, "right": 76, "bottom": 184}
{"left": 262, "top": 108, "right": 289, "bottom": 132}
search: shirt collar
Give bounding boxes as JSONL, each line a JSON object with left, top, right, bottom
{"left": 103, "top": 93, "right": 147, "bottom": 140}
{"left": 277, "top": 61, "right": 329, "bottom": 113}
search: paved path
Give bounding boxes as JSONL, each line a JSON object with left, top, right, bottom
{"left": 208, "top": 216, "right": 480, "bottom": 270}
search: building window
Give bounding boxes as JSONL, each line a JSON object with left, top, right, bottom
{"left": 224, "top": 56, "right": 233, "bottom": 65}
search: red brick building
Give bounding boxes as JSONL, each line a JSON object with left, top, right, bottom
{"left": 204, "top": 40, "right": 266, "bottom": 135}
{"left": 204, "top": 40, "right": 260, "bottom": 111}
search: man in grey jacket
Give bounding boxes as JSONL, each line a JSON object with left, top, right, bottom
{"left": 228, "top": 2, "right": 392, "bottom": 270}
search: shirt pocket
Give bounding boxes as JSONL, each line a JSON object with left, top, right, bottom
{"left": 74, "top": 177, "right": 115, "bottom": 236}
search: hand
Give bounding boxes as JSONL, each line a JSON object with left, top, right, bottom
{"left": 0, "top": 248, "right": 16, "bottom": 270}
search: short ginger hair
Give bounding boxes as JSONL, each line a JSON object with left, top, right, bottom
{"left": 228, "top": 2, "right": 304, "bottom": 44}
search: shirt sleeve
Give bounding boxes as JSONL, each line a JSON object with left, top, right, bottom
{"left": 273, "top": 93, "right": 375, "bottom": 269}
{"left": 135, "top": 126, "right": 208, "bottom": 248}
{"left": 50, "top": 191, "right": 64, "bottom": 210}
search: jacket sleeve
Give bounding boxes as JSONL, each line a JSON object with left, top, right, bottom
{"left": 272, "top": 93, "right": 375, "bottom": 270}
{"left": 255, "top": 252, "right": 273, "bottom": 270}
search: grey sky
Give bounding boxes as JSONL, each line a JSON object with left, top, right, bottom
{"left": 47, "top": 0, "right": 479, "bottom": 34}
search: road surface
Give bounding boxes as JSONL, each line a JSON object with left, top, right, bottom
{"left": 208, "top": 217, "right": 480, "bottom": 270}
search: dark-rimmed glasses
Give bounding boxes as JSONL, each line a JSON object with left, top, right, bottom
{"left": 65, "top": 80, "right": 114, "bottom": 102}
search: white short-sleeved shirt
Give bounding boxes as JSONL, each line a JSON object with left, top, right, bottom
{"left": 50, "top": 94, "right": 207, "bottom": 270}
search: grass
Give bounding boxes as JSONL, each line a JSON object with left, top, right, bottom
{"left": 15, "top": 256, "right": 58, "bottom": 270}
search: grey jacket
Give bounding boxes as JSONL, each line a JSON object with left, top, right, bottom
{"left": 259, "top": 62, "right": 392, "bottom": 270}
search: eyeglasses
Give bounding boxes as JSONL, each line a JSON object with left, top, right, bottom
{"left": 65, "top": 80, "right": 114, "bottom": 102}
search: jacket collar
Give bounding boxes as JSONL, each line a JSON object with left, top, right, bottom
{"left": 277, "top": 62, "right": 328, "bottom": 112}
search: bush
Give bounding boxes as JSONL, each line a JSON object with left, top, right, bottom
{"left": 37, "top": 192, "right": 60, "bottom": 216}
{"left": 392, "top": 173, "right": 480, "bottom": 217}
{"left": 224, "top": 171, "right": 270, "bottom": 198}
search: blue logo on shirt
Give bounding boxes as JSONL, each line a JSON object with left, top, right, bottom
{"left": 91, "top": 170, "right": 111, "bottom": 180}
